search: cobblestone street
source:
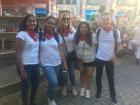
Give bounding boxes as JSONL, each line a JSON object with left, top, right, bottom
{"left": 0, "top": 55, "right": 140, "bottom": 105}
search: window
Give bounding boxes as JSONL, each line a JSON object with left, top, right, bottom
{"left": 57, "top": 0, "right": 76, "bottom": 4}
{"left": 71, "top": 0, "right": 76, "bottom": 4}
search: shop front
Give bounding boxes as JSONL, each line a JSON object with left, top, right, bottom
{"left": 0, "top": 0, "right": 48, "bottom": 56}
{"left": 0, "top": 0, "right": 49, "bottom": 17}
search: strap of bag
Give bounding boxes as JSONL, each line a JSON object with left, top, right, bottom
{"left": 81, "top": 42, "right": 86, "bottom": 58}
{"left": 62, "top": 35, "right": 68, "bottom": 56}
{"left": 96, "top": 28, "right": 101, "bottom": 53}
{"left": 113, "top": 29, "right": 118, "bottom": 55}
{"left": 54, "top": 32, "right": 60, "bottom": 44}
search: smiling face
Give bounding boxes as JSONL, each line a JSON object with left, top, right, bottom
{"left": 45, "top": 18, "right": 56, "bottom": 31}
{"left": 80, "top": 23, "right": 88, "bottom": 35}
{"left": 101, "top": 14, "right": 112, "bottom": 28}
{"left": 62, "top": 14, "right": 70, "bottom": 27}
{"left": 26, "top": 16, "right": 37, "bottom": 30}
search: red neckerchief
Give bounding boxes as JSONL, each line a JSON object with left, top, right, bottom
{"left": 27, "top": 30, "right": 37, "bottom": 41}
{"left": 44, "top": 31, "right": 54, "bottom": 40}
{"left": 61, "top": 28, "right": 69, "bottom": 36}
{"left": 102, "top": 27, "right": 113, "bottom": 32}
{"left": 79, "top": 35, "right": 86, "bottom": 41}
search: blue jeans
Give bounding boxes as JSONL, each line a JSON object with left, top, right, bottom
{"left": 21, "top": 64, "right": 40, "bottom": 105}
{"left": 43, "top": 66, "right": 59, "bottom": 100}
{"left": 58, "top": 60, "right": 76, "bottom": 86}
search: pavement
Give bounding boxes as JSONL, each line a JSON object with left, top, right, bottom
{"left": 0, "top": 54, "right": 140, "bottom": 105}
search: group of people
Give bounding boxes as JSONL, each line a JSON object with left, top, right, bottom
{"left": 15, "top": 12, "right": 121, "bottom": 105}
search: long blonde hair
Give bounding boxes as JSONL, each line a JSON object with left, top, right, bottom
{"left": 57, "top": 13, "right": 74, "bottom": 33}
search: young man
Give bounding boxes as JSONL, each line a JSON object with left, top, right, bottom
{"left": 95, "top": 13, "right": 121, "bottom": 104}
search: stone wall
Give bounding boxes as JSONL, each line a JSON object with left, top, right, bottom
{"left": 0, "top": 52, "right": 15, "bottom": 68}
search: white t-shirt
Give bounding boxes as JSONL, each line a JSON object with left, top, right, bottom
{"left": 39, "top": 36, "right": 62, "bottom": 66}
{"left": 96, "top": 29, "right": 121, "bottom": 61}
{"left": 59, "top": 28, "right": 76, "bottom": 54}
{"left": 75, "top": 34, "right": 97, "bottom": 63}
{"left": 16, "top": 31, "right": 39, "bottom": 65}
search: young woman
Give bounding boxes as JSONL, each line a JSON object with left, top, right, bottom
{"left": 75, "top": 21, "right": 96, "bottom": 98}
{"left": 39, "top": 16, "right": 67, "bottom": 105}
{"left": 57, "top": 13, "right": 77, "bottom": 96}
{"left": 16, "top": 14, "right": 40, "bottom": 105}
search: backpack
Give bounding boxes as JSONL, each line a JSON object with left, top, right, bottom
{"left": 96, "top": 28, "right": 118, "bottom": 56}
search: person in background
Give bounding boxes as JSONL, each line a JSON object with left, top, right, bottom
{"left": 71, "top": 16, "right": 80, "bottom": 30}
{"left": 110, "top": 9, "right": 117, "bottom": 27}
{"left": 16, "top": 14, "right": 40, "bottom": 105}
{"left": 75, "top": 21, "right": 96, "bottom": 98}
{"left": 118, "top": 13, "right": 129, "bottom": 40}
{"left": 129, "top": 19, "right": 140, "bottom": 64}
{"left": 39, "top": 16, "right": 67, "bottom": 105}
{"left": 95, "top": 5, "right": 106, "bottom": 27}
{"left": 95, "top": 13, "right": 121, "bottom": 105}
{"left": 57, "top": 13, "right": 77, "bottom": 96}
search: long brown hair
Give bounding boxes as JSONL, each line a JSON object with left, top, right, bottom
{"left": 19, "top": 14, "right": 38, "bottom": 31}
{"left": 75, "top": 21, "right": 92, "bottom": 47}
{"left": 44, "top": 15, "right": 56, "bottom": 32}
{"left": 57, "top": 13, "right": 74, "bottom": 33}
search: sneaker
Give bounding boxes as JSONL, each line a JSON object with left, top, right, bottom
{"left": 51, "top": 100, "right": 57, "bottom": 105}
{"left": 72, "top": 86, "right": 77, "bottom": 96}
{"left": 80, "top": 88, "right": 85, "bottom": 96}
{"left": 95, "top": 93, "right": 101, "bottom": 100}
{"left": 85, "top": 90, "right": 90, "bottom": 98}
{"left": 112, "top": 97, "right": 117, "bottom": 105}
{"left": 61, "top": 87, "right": 67, "bottom": 96}
{"left": 48, "top": 99, "right": 57, "bottom": 105}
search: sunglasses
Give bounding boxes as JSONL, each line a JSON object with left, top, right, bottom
{"left": 62, "top": 18, "right": 70, "bottom": 20}
{"left": 46, "top": 22, "right": 55, "bottom": 25}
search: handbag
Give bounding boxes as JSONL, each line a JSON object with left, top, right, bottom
{"left": 62, "top": 35, "right": 77, "bottom": 61}
{"left": 67, "top": 50, "right": 77, "bottom": 61}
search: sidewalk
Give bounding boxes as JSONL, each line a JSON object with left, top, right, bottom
{"left": 0, "top": 55, "right": 140, "bottom": 105}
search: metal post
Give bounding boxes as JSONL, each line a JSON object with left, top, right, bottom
{"left": 0, "top": 0, "right": 2, "bottom": 16}
{"left": 76, "top": 0, "right": 80, "bottom": 17}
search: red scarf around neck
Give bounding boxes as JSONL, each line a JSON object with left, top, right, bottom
{"left": 79, "top": 35, "right": 86, "bottom": 41}
{"left": 61, "top": 28, "right": 69, "bottom": 36}
{"left": 45, "top": 31, "right": 54, "bottom": 40}
{"left": 102, "top": 27, "right": 112, "bottom": 32}
{"left": 27, "top": 30, "right": 37, "bottom": 41}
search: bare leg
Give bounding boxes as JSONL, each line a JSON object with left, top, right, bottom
{"left": 80, "top": 66, "right": 86, "bottom": 88}
{"left": 86, "top": 67, "right": 95, "bottom": 90}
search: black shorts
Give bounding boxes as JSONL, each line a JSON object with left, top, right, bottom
{"left": 83, "top": 61, "right": 96, "bottom": 67}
